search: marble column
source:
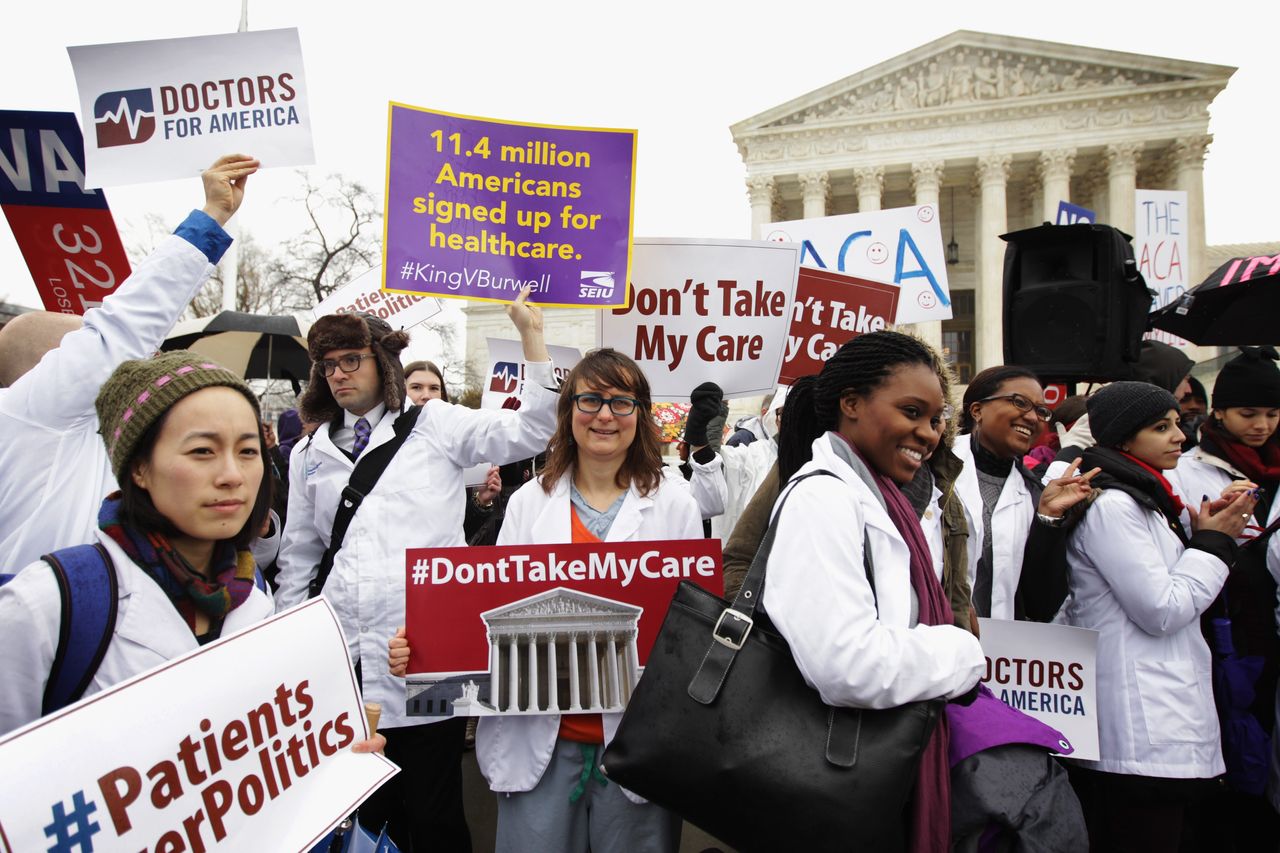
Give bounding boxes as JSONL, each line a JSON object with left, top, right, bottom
{"left": 1170, "top": 134, "right": 1212, "bottom": 286}
{"left": 799, "top": 171, "right": 829, "bottom": 220}
{"left": 527, "top": 633, "right": 539, "bottom": 712}
{"left": 623, "top": 633, "right": 640, "bottom": 700}
{"left": 976, "top": 154, "right": 1011, "bottom": 372}
{"left": 1105, "top": 142, "right": 1144, "bottom": 235}
{"left": 854, "top": 166, "right": 884, "bottom": 213}
{"left": 488, "top": 636, "right": 500, "bottom": 707}
{"left": 911, "top": 160, "right": 946, "bottom": 350}
{"left": 567, "top": 632, "right": 581, "bottom": 711}
{"left": 747, "top": 175, "right": 775, "bottom": 240}
{"left": 587, "top": 635, "right": 601, "bottom": 710}
{"left": 1038, "top": 148, "right": 1076, "bottom": 224}
{"left": 605, "top": 634, "right": 621, "bottom": 708}
{"left": 506, "top": 634, "right": 519, "bottom": 712}
{"left": 546, "top": 636, "right": 559, "bottom": 712}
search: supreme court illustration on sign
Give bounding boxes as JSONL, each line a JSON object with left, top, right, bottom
{"left": 402, "top": 539, "right": 722, "bottom": 719}
{"left": 383, "top": 103, "right": 636, "bottom": 308}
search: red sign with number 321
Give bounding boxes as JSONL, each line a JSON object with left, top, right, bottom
{"left": 0, "top": 111, "right": 131, "bottom": 315}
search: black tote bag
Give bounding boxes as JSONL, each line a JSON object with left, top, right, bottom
{"left": 602, "top": 471, "right": 944, "bottom": 852}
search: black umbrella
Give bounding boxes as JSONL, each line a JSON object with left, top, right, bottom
{"left": 1148, "top": 256, "right": 1280, "bottom": 345}
{"left": 162, "top": 310, "right": 312, "bottom": 381}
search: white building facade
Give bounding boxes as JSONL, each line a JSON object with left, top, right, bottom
{"left": 465, "top": 31, "right": 1235, "bottom": 386}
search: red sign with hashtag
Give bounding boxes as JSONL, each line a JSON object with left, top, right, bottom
{"left": 402, "top": 539, "right": 723, "bottom": 716}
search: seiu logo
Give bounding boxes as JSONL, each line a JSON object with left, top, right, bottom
{"left": 93, "top": 89, "right": 156, "bottom": 147}
{"left": 489, "top": 361, "right": 520, "bottom": 394}
{"left": 579, "top": 271, "right": 614, "bottom": 299}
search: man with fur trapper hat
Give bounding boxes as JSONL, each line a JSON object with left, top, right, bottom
{"left": 275, "top": 289, "right": 555, "bottom": 851}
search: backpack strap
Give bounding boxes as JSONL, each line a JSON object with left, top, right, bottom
{"left": 309, "top": 405, "right": 423, "bottom": 599}
{"left": 39, "top": 543, "right": 118, "bottom": 715}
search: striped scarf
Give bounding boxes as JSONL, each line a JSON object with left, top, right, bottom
{"left": 98, "top": 493, "right": 256, "bottom": 632}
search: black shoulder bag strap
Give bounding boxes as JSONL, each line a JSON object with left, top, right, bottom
{"left": 686, "top": 469, "right": 873, "bottom": 766}
{"left": 308, "top": 406, "right": 423, "bottom": 599}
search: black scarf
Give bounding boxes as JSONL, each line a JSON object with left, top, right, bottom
{"left": 1077, "top": 446, "right": 1188, "bottom": 545}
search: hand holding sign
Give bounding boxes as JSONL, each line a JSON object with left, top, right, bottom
{"left": 200, "top": 154, "right": 260, "bottom": 226}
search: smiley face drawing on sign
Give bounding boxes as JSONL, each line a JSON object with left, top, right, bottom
{"left": 918, "top": 290, "right": 938, "bottom": 310}
{"left": 917, "top": 205, "right": 935, "bottom": 223}
{"left": 866, "top": 242, "right": 889, "bottom": 264}
{"left": 765, "top": 230, "right": 791, "bottom": 243}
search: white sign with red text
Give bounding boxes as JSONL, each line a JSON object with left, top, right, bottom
{"left": 764, "top": 205, "right": 952, "bottom": 324}
{"left": 597, "top": 238, "right": 800, "bottom": 401}
{"left": 68, "top": 29, "right": 314, "bottom": 187}
{"left": 0, "top": 599, "right": 396, "bottom": 853}
{"left": 314, "top": 267, "right": 444, "bottom": 330}
{"left": 977, "top": 618, "right": 1099, "bottom": 760}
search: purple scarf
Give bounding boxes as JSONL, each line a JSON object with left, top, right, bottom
{"left": 843, "top": 437, "right": 954, "bottom": 853}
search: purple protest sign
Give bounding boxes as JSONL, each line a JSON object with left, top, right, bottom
{"left": 382, "top": 103, "right": 636, "bottom": 308}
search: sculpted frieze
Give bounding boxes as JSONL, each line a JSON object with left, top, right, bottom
{"left": 767, "top": 47, "right": 1194, "bottom": 128}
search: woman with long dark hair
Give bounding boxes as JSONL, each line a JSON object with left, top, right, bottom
{"left": 768, "top": 331, "right": 986, "bottom": 851}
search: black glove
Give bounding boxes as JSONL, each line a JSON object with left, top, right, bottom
{"left": 683, "top": 382, "right": 724, "bottom": 447}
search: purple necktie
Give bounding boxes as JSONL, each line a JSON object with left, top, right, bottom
{"left": 352, "top": 417, "right": 371, "bottom": 459}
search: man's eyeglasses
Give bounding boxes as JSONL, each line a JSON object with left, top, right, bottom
{"left": 979, "top": 393, "right": 1052, "bottom": 422}
{"left": 572, "top": 393, "right": 639, "bottom": 416}
{"left": 317, "top": 353, "right": 377, "bottom": 377}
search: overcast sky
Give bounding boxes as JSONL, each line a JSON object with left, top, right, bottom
{"left": 2, "top": 0, "right": 1276, "bottom": 365}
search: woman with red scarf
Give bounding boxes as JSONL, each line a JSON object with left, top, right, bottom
{"left": 1166, "top": 346, "right": 1280, "bottom": 843}
{"left": 1064, "top": 380, "right": 1255, "bottom": 851}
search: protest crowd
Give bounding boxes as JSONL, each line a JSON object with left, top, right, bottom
{"left": 1, "top": 29, "right": 1279, "bottom": 853}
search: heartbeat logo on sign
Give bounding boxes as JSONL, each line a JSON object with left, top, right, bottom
{"left": 489, "top": 361, "right": 520, "bottom": 394}
{"left": 93, "top": 90, "right": 156, "bottom": 147}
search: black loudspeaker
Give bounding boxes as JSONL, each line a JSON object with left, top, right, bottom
{"left": 1001, "top": 223, "right": 1153, "bottom": 382}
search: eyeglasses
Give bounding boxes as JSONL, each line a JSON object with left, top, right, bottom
{"left": 980, "top": 393, "right": 1052, "bottom": 422}
{"left": 317, "top": 353, "right": 377, "bottom": 377}
{"left": 572, "top": 393, "right": 639, "bottom": 416}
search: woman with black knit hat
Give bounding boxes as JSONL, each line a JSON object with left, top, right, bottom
{"left": 1062, "top": 380, "right": 1256, "bottom": 851}
{"left": 0, "top": 351, "right": 381, "bottom": 759}
{"left": 1166, "top": 346, "right": 1280, "bottom": 840}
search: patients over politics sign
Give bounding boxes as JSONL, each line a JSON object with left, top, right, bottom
{"left": 765, "top": 204, "right": 952, "bottom": 324}
{"left": 312, "top": 267, "right": 444, "bottom": 331}
{"left": 382, "top": 103, "right": 636, "bottom": 308}
{"left": 0, "top": 599, "right": 396, "bottom": 852}
{"left": 403, "top": 539, "right": 722, "bottom": 718}
{"left": 0, "top": 110, "right": 132, "bottom": 314}
{"left": 598, "top": 238, "right": 801, "bottom": 400}
{"left": 67, "top": 28, "right": 315, "bottom": 186}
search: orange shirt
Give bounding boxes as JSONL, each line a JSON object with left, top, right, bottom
{"left": 557, "top": 505, "right": 606, "bottom": 744}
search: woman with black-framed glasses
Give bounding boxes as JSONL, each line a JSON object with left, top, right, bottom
{"left": 954, "top": 366, "right": 1097, "bottom": 621}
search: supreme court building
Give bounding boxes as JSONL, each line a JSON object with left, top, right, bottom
{"left": 465, "top": 30, "right": 1238, "bottom": 386}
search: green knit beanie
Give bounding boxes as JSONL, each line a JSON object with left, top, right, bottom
{"left": 95, "top": 350, "right": 260, "bottom": 482}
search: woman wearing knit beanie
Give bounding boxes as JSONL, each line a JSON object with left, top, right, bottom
{"left": 0, "top": 352, "right": 383, "bottom": 757}
{"left": 1061, "top": 380, "right": 1256, "bottom": 850}
{"left": 1165, "top": 346, "right": 1280, "bottom": 835}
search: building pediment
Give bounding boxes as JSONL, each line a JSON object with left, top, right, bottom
{"left": 734, "top": 30, "right": 1234, "bottom": 134}
{"left": 482, "top": 587, "right": 642, "bottom": 622}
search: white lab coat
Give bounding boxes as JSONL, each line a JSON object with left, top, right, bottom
{"left": 0, "top": 218, "right": 221, "bottom": 569}
{"left": 1065, "top": 488, "right": 1227, "bottom": 778}
{"left": 476, "top": 468, "right": 703, "bottom": 801}
{"left": 1167, "top": 446, "right": 1280, "bottom": 551}
{"left": 274, "top": 364, "right": 558, "bottom": 729}
{"left": 762, "top": 433, "right": 985, "bottom": 710}
{"left": 953, "top": 437, "right": 1036, "bottom": 621}
{"left": 0, "top": 530, "right": 273, "bottom": 736}
{"left": 709, "top": 438, "right": 777, "bottom": 543}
